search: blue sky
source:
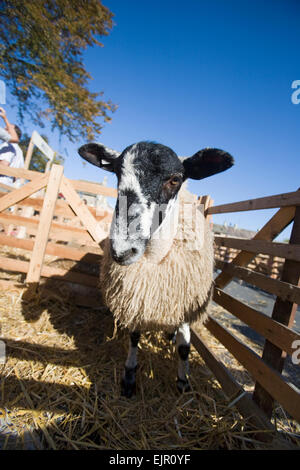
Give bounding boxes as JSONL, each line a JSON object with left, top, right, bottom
{"left": 3, "top": 0, "right": 300, "bottom": 239}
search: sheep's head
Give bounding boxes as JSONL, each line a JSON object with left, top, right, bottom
{"left": 78, "top": 141, "right": 234, "bottom": 265}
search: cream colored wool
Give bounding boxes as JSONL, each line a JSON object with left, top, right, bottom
{"left": 100, "top": 187, "right": 214, "bottom": 332}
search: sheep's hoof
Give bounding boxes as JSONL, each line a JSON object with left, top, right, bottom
{"left": 121, "top": 366, "right": 137, "bottom": 398}
{"left": 176, "top": 377, "right": 191, "bottom": 394}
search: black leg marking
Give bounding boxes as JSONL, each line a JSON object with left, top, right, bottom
{"left": 121, "top": 330, "right": 140, "bottom": 398}
{"left": 166, "top": 330, "right": 177, "bottom": 343}
{"left": 130, "top": 331, "right": 140, "bottom": 348}
{"left": 178, "top": 344, "right": 190, "bottom": 361}
{"left": 176, "top": 376, "right": 191, "bottom": 393}
{"left": 121, "top": 365, "right": 137, "bottom": 398}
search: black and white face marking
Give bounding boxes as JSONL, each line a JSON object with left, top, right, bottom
{"left": 110, "top": 142, "right": 184, "bottom": 265}
{"left": 78, "top": 141, "right": 234, "bottom": 266}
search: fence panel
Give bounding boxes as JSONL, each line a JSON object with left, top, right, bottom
{"left": 202, "top": 189, "right": 300, "bottom": 424}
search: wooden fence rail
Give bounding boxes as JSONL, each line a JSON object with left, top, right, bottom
{"left": 215, "top": 247, "right": 285, "bottom": 280}
{"left": 215, "top": 260, "right": 300, "bottom": 304}
{"left": 207, "top": 190, "right": 300, "bottom": 214}
{"left": 214, "top": 235, "right": 300, "bottom": 262}
{"left": 0, "top": 163, "right": 299, "bottom": 433}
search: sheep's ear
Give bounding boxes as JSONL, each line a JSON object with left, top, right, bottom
{"left": 78, "top": 143, "right": 120, "bottom": 172}
{"left": 183, "top": 148, "right": 234, "bottom": 180}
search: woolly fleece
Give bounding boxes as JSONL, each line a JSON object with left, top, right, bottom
{"left": 100, "top": 187, "right": 214, "bottom": 332}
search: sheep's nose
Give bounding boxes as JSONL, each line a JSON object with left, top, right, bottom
{"left": 112, "top": 247, "right": 139, "bottom": 264}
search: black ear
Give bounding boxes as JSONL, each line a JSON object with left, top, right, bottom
{"left": 78, "top": 143, "right": 120, "bottom": 172}
{"left": 183, "top": 148, "right": 234, "bottom": 180}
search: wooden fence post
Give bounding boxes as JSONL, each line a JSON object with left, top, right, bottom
{"left": 252, "top": 206, "right": 300, "bottom": 418}
{"left": 198, "top": 194, "right": 214, "bottom": 227}
{"left": 26, "top": 164, "right": 64, "bottom": 288}
{"left": 24, "top": 136, "right": 34, "bottom": 170}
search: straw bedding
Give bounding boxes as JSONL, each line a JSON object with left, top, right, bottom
{"left": 0, "top": 281, "right": 298, "bottom": 449}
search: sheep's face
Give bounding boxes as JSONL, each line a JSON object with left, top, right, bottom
{"left": 78, "top": 141, "right": 234, "bottom": 265}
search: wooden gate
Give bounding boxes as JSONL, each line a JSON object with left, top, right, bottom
{"left": 0, "top": 164, "right": 114, "bottom": 305}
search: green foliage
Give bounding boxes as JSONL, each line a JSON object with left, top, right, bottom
{"left": 19, "top": 133, "right": 65, "bottom": 172}
{"left": 0, "top": 0, "right": 116, "bottom": 142}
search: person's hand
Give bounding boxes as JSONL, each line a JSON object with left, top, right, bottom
{"left": 0, "top": 107, "right": 6, "bottom": 118}
{"left": 0, "top": 108, "right": 19, "bottom": 142}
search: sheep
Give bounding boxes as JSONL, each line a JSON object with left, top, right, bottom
{"left": 78, "top": 141, "right": 234, "bottom": 397}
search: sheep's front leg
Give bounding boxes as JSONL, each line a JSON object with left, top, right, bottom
{"left": 121, "top": 330, "right": 140, "bottom": 398}
{"left": 176, "top": 323, "right": 191, "bottom": 393}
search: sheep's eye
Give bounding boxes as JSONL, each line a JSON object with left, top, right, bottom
{"left": 169, "top": 176, "right": 181, "bottom": 186}
{"left": 162, "top": 175, "right": 182, "bottom": 195}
